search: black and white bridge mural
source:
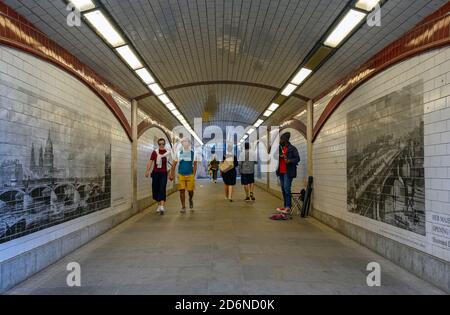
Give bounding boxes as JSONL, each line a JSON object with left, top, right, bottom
{"left": 0, "top": 131, "right": 112, "bottom": 244}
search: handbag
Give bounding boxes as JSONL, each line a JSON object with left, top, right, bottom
{"left": 220, "top": 160, "right": 234, "bottom": 173}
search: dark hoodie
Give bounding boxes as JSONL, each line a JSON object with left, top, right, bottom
{"left": 276, "top": 133, "right": 300, "bottom": 178}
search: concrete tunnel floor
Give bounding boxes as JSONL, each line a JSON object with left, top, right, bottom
{"left": 7, "top": 180, "right": 444, "bottom": 295}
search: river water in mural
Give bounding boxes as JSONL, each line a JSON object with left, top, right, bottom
{"left": 347, "top": 82, "right": 425, "bottom": 236}
{"left": 0, "top": 90, "right": 112, "bottom": 244}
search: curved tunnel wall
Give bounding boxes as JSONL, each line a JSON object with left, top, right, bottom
{"left": 312, "top": 47, "right": 450, "bottom": 290}
{"left": 0, "top": 45, "right": 133, "bottom": 292}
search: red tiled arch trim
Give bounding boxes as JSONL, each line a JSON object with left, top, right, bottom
{"left": 138, "top": 121, "right": 173, "bottom": 146}
{"left": 0, "top": 4, "right": 132, "bottom": 142}
{"left": 280, "top": 119, "right": 307, "bottom": 139}
{"left": 313, "top": 4, "right": 450, "bottom": 143}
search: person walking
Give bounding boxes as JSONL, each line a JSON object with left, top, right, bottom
{"left": 239, "top": 142, "right": 257, "bottom": 202}
{"left": 221, "top": 142, "right": 238, "bottom": 202}
{"left": 209, "top": 154, "right": 220, "bottom": 183}
{"left": 145, "top": 138, "right": 171, "bottom": 215}
{"left": 169, "top": 137, "right": 197, "bottom": 214}
{"left": 276, "top": 132, "right": 300, "bottom": 214}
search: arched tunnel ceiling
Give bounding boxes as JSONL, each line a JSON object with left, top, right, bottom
{"left": 4, "top": 0, "right": 448, "bottom": 131}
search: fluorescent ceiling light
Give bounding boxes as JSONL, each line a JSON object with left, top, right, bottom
{"left": 281, "top": 84, "right": 298, "bottom": 97}
{"left": 247, "top": 128, "right": 256, "bottom": 135}
{"left": 254, "top": 119, "right": 264, "bottom": 128}
{"left": 165, "top": 102, "right": 176, "bottom": 111}
{"left": 243, "top": 135, "right": 249, "bottom": 140}
{"left": 172, "top": 110, "right": 182, "bottom": 117}
{"left": 324, "top": 9, "right": 366, "bottom": 48}
{"left": 116, "top": 45, "right": 142, "bottom": 70}
{"left": 291, "top": 68, "right": 313, "bottom": 85}
{"left": 148, "top": 83, "right": 164, "bottom": 96}
{"left": 355, "top": 0, "right": 381, "bottom": 11}
{"left": 135, "top": 68, "right": 155, "bottom": 84}
{"left": 69, "top": 0, "right": 95, "bottom": 11}
{"left": 158, "top": 94, "right": 171, "bottom": 104}
{"left": 84, "top": 10, "right": 125, "bottom": 47}
{"left": 263, "top": 110, "right": 273, "bottom": 117}
{"left": 268, "top": 103, "right": 280, "bottom": 111}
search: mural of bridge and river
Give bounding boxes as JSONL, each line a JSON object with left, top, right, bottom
{"left": 0, "top": 130, "right": 112, "bottom": 244}
{"left": 347, "top": 82, "right": 426, "bottom": 236}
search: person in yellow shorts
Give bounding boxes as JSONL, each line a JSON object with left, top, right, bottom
{"left": 169, "top": 137, "right": 197, "bottom": 214}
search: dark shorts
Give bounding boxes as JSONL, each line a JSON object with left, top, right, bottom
{"left": 241, "top": 173, "right": 255, "bottom": 185}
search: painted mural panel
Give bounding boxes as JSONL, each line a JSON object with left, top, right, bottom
{"left": 347, "top": 82, "right": 425, "bottom": 235}
{"left": 0, "top": 89, "right": 112, "bottom": 244}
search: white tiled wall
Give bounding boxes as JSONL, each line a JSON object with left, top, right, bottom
{"left": 137, "top": 127, "right": 174, "bottom": 201}
{"left": 313, "top": 47, "right": 450, "bottom": 262}
{"left": 0, "top": 46, "right": 132, "bottom": 259}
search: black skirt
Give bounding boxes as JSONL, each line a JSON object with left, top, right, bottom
{"left": 222, "top": 168, "right": 237, "bottom": 186}
{"left": 152, "top": 172, "right": 168, "bottom": 202}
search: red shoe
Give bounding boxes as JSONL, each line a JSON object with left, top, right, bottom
{"left": 278, "top": 208, "right": 291, "bottom": 214}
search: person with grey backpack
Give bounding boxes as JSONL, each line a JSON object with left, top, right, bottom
{"left": 239, "top": 142, "right": 257, "bottom": 202}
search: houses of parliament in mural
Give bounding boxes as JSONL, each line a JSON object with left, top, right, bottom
{"left": 0, "top": 130, "right": 112, "bottom": 244}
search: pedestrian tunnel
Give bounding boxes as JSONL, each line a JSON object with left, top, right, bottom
{"left": 0, "top": 0, "right": 449, "bottom": 295}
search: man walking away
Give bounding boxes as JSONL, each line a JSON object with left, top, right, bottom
{"left": 239, "top": 142, "right": 257, "bottom": 201}
{"left": 276, "top": 132, "right": 300, "bottom": 214}
{"left": 170, "top": 137, "right": 197, "bottom": 214}
{"left": 209, "top": 155, "right": 220, "bottom": 183}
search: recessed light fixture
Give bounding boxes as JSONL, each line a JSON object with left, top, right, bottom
{"left": 158, "top": 94, "right": 171, "bottom": 105}
{"left": 148, "top": 83, "right": 164, "bottom": 96}
{"left": 355, "top": 0, "right": 381, "bottom": 11}
{"left": 135, "top": 68, "right": 155, "bottom": 84}
{"left": 115, "top": 45, "right": 142, "bottom": 70}
{"left": 281, "top": 84, "right": 298, "bottom": 97}
{"left": 263, "top": 110, "right": 273, "bottom": 117}
{"left": 324, "top": 9, "right": 367, "bottom": 48}
{"left": 268, "top": 103, "right": 280, "bottom": 111}
{"left": 69, "top": 0, "right": 95, "bottom": 11}
{"left": 84, "top": 10, "right": 125, "bottom": 47}
{"left": 172, "top": 110, "right": 182, "bottom": 117}
{"left": 254, "top": 119, "right": 264, "bottom": 128}
{"left": 291, "top": 68, "right": 313, "bottom": 85}
{"left": 165, "top": 102, "right": 176, "bottom": 111}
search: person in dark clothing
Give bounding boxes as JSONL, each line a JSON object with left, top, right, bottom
{"left": 221, "top": 143, "right": 238, "bottom": 202}
{"left": 209, "top": 155, "right": 220, "bottom": 183}
{"left": 239, "top": 142, "right": 257, "bottom": 201}
{"left": 276, "top": 132, "right": 300, "bottom": 213}
{"left": 145, "top": 138, "right": 171, "bottom": 215}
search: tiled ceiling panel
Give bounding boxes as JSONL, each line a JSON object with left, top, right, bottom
{"left": 297, "top": 0, "right": 448, "bottom": 99}
{"left": 102, "top": 0, "right": 346, "bottom": 88}
{"left": 3, "top": 0, "right": 147, "bottom": 99}
{"left": 168, "top": 84, "right": 276, "bottom": 126}
{"left": 3, "top": 0, "right": 448, "bottom": 131}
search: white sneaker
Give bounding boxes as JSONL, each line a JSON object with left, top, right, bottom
{"left": 159, "top": 206, "right": 165, "bottom": 215}
{"left": 156, "top": 205, "right": 161, "bottom": 213}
